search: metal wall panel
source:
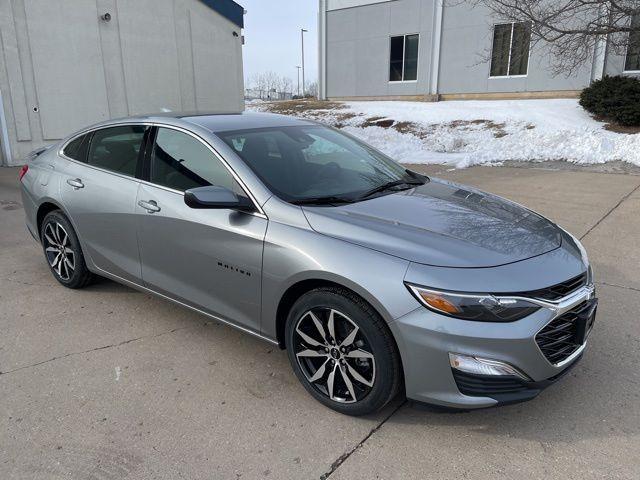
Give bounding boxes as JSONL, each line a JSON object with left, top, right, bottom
{"left": 96, "top": 0, "right": 129, "bottom": 118}
{"left": 328, "top": 0, "right": 393, "bottom": 11}
{"left": 116, "top": 0, "right": 182, "bottom": 114}
{"left": 190, "top": 5, "right": 244, "bottom": 113}
{"left": 0, "top": 1, "right": 31, "bottom": 142}
{"left": 24, "top": 0, "right": 109, "bottom": 139}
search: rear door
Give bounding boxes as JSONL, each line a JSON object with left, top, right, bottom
{"left": 60, "top": 125, "right": 148, "bottom": 282}
{"left": 136, "top": 126, "right": 267, "bottom": 333}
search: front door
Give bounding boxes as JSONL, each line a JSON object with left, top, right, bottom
{"left": 60, "top": 125, "right": 148, "bottom": 282}
{"left": 136, "top": 127, "right": 267, "bottom": 333}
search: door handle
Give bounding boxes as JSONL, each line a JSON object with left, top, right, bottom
{"left": 66, "top": 178, "right": 84, "bottom": 189}
{"left": 138, "top": 199, "right": 161, "bottom": 213}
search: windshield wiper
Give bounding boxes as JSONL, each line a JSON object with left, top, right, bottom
{"left": 357, "top": 178, "right": 424, "bottom": 200}
{"left": 290, "top": 195, "right": 355, "bottom": 206}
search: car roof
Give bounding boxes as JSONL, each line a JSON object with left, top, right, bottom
{"left": 67, "top": 111, "right": 319, "bottom": 141}
{"left": 99, "top": 111, "right": 316, "bottom": 132}
{"left": 180, "top": 111, "right": 318, "bottom": 133}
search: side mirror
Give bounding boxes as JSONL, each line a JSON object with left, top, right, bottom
{"left": 184, "top": 185, "right": 254, "bottom": 211}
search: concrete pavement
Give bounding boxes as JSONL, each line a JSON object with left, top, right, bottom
{"left": 1, "top": 164, "right": 639, "bottom": 479}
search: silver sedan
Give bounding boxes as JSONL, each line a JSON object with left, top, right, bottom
{"left": 19, "top": 112, "right": 597, "bottom": 415}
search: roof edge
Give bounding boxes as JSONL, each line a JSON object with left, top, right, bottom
{"left": 199, "top": 0, "right": 244, "bottom": 28}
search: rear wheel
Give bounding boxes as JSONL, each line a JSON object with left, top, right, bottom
{"left": 285, "top": 287, "right": 401, "bottom": 416}
{"left": 41, "top": 210, "right": 93, "bottom": 289}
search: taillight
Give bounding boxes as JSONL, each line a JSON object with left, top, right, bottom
{"left": 18, "top": 164, "right": 28, "bottom": 181}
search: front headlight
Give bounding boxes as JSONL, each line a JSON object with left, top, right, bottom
{"left": 406, "top": 284, "right": 541, "bottom": 322}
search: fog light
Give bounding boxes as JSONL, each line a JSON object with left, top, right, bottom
{"left": 449, "top": 353, "right": 529, "bottom": 381}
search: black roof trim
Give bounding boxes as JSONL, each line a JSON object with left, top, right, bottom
{"left": 200, "top": 0, "right": 244, "bottom": 28}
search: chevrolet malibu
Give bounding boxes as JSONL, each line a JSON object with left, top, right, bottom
{"left": 19, "top": 112, "right": 597, "bottom": 415}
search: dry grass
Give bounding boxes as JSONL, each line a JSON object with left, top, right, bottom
{"left": 361, "top": 117, "right": 395, "bottom": 128}
{"left": 259, "top": 99, "right": 345, "bottom": 116}
{"left": 590, "top": 114, "right": 640, "bottom": 134}
{"left": 257, "top": 100, "right": 515, "bottom": 138}
{"left": 603, "top": 123, "right": 640, "bottom": 134}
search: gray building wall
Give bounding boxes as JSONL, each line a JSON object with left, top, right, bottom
{"left": 325, "top": 0, "right": 436, "bottom": 98}
{"left": 321, "top": 0, "right": 639, "bottom": 100}
{"left": 605, "top": 49, "right": 640, "bottom": 78}
{"left": 0, "top": 0, "right": 244, "bottom": 166}
{"left": 437, "top": 3, "right": 592, "bottom": 95}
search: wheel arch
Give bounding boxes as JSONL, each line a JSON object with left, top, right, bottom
{"left": 274, "top": 274, "right": 395, "bottom": 350}
{"left": 36, "top": 199, "right": 66, "bottom": 240}
{"left": 34, "top": 199, "right": 95, "bottom": 271}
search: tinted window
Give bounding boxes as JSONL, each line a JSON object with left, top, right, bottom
{"left": 151, "top": 128, "right": 238, "bottom": 192}
{"left": 389, "top": 34, "right": 419, "bottom": 82}
{"left": 389, "top": 36, "right": 404, "bottom": 81}
{"left": 490, "top": 22, "right": 531, "bottom": 77}
{"left": 490, "top": 24, "right": 512, "bottom": 77}
{"left": 625, "top": 14, "right": 640, "bottom": 72}
{"left": 509, "top": 22, "right": 531, "bottom": 76}
{"left": 219, "top": 125, "right": 410, "bottom": 202}
{"left": 87, "top": 126, "right": 146, "bottom": 177}
{"left": 403, "top": 34, "right": 419, "bottom": 81}
{"left": 63, "top": 134, "right": 91, "bottom": 162}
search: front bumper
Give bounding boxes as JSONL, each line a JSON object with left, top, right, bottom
{"left": 390, "top": 285, "right": 596, "bottom": 409}
{"left": 450, "top": 354, "right": 581, "bottom": 406}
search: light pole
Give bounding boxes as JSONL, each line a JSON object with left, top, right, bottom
{"left": 301, "top": 28, "right": 308, "bottom": 96}
{"left": 296, "top": 66, "right": 301, "bottom": 97}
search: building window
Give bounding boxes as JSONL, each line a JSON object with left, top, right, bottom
{"left": 389, "top": 34, "right": 419, "bottom": 82}
{"left": 490, "top": 22, "right": 531, "bottom": 77}
{"left": 625, "top": 14, "right": 640, "bottom": 72}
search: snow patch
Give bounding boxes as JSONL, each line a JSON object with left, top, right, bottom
{"left": 248, "top": 99, "right": 640, "bottom": 168}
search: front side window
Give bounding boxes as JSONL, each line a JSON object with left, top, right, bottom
{"left": 389, "top": 34, "right": 419, "bottom": 82}
{"left": 490, "top": 21, "right": 531, "bottom": 77}
{"left": 150, "top": 127, "right": 239, "bottom": 193}
{"left": 62, "top": 133, "right": 91, "bottom": 162}
{"left": 625, "top": 14, "right": 640, "bottom": 72}
{"left": 218, "top": 125, "right": 417, "bottom": 203}
{"left": 87, "top": 125, "right": 146, "bottom": 177}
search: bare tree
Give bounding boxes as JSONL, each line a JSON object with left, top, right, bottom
{"left": 247, "top": 72, "right": 295, "bottom": 100}
{"left": 247, "top": 72, "right": 268, "bottom": 98}
{"left": 277, "top": 76, "right": 294, "bottom": 97}
{"left": 306, "top": 81, "right": 319, "bottom": 98}
{"left": 460, "top": 0, "right": 640, "bottom": 75}
{"left": 262, "top": 71, "right": 281, "bottom": 99}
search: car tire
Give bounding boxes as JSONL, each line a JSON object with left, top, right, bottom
{"left": 285, "top": 286, "right": 402, "bottom": 416}
{"left": 41, "top": 210, "right": 94, "bottom": 289}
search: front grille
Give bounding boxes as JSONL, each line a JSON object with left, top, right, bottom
{"left": 535, "top": 301, "right": 593, "bottom": 364}
{"left": 452, "top": 370, "right": 529, "bottom": 396}
{"left": 522, "top": 273, "right": 587, "bottom": 301}
{"left": 534, "top": 273, "right": 587, "bottom": 301}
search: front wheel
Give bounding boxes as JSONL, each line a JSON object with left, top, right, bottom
{"left": 285, "top": 287, "right": 402, "bottom": 416}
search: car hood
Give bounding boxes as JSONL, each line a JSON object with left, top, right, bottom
{"left": 302, "top": 178, "right": 562, "bottom": 268}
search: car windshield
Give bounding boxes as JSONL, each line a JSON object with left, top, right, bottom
{"left": 217, "top": 125, "right": 425, "bottom": 204}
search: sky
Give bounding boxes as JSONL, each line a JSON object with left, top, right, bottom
{"left": 240, "top": 0, "right": 318, "bottom": 89}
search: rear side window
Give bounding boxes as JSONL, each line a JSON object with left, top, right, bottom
{"left": 62, "top": 134, "right": 91, "bottom": 162}
{"left": 87, "top": 126, "right": 147, "bottom": 177}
